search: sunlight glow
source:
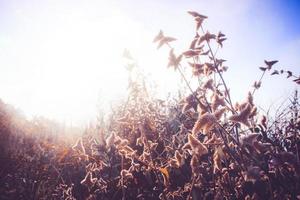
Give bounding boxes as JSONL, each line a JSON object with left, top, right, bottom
{"left": 0, "top": 4, "right": 178, "bottom": 125}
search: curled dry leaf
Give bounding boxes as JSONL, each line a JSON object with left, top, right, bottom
{"left": 188, "top": 62, "right": 204, "bottom": 70}
{"left": 197, "top": 98, "right": 210, "bottom": 114}
{"left": 106, "top": 132, "right": 115, "bottom": 148}
{"left": 149, "top": 141, "right": 158, "bottom": 151}
{"left": 187, "top": 134, "right": 208, "bottom": 157}
{"left": 247, "top": 92, "right": 254, "bottom": 106}
{"left": 139, "top": 151, "right": 151, "bottom": 163}
{"left": 120, "top": 169, "right": 133, "bottom": 179}
{"left": 182, "top": 93, "right": 198, "bottom": 113}
{"left": 259, "top": 67, "right": 267, "bottom": 72}
{"left": 195, "top": 17, "right": 205, "bottom": 30}
{"left": 188, "top": 11, "right": 207, "bottom": 30}
{"left": 159, "top": 167, "right": 170, "bottom": 186}
{"left": 217, "top": 31, "right": 225, "bottom": 38}
{"left": 205, "top": 133, "right": 223, "bottom": 145}
{"left": 217, "top": 32, "right": 227, "bottom": 47}
{"left": 271, "top": 70, "right": 279, "bottom": 75}
{"left": 215, "top": 59, "right": 226, "bottom": 67}
{"left": 213, "top": 107, "right": 227, "bottom": 120}
{"left": 136, "top": 136, "right": 143, "bottom": 146}
{"left": 187, "top": 11, "right": 208, "bottom": 19}
{"left": 213, "top": 146, "right": 223, "bottom": 173}
{"left": 118, "top": 145, "right": 136, "bottom": 159}
{"left": 168, "top": 49, "right": 182, "bottom": 70}
{"left": 240, "top": 133, "right": 260, "bottom": 146}
{"left": 243, "top": 166, "right": 262, "bottom": 183}
{"left": 286, "top": 71, "right": 293, "bottom": 78}
{"left": 253, "top": 141, "right": 272, "bottom": 153}
{"left": 157, "top": 36, "right": 176, "bottom": 49}
{"left": 229, "top": 103, "right": 252, "bottom": 127}
{"left": 153, "top": 30, "right": 176, "bottom": 49}
{"left": 219, "top": 65, "right": 228, "bottom": 72}
{"left": 202, "top": 78, "right": 214, "bottom": 91}
{"left": 174, "top": 150, "right": 184, "bottom": 167}
{"left": 211, "top": 92, "right": 226, "bottom": 111}
{"left": 253, "top": 81, "right": 261, "bottom": 89}
{"left": 192, "top": 113, "right": 217, "bottom": 135}
{"left": 86, "top": 162, "right": 98, "bottom": 172}
{"left": 189, "top": 38, "right": 198, "bottom": 49}
{"left": 217, "top": 37, "right": 227, "bottom": 47}
{"left": 264, "top": 60, "right": 278, "bottom": 70}
{"left": 293, "top": 77, "right": 300, "bottom": 84}
{"left": 116, "top": 137, "right": 129, "bottom": 147}
{"left": 198, "top": 31, "right": 216, "bottom": 44}
{"left": 153, "top": 30, "right": 164, "bottom": 43}
{"left": 249, "top": 106, "right": 257, "bottom": 118}
{"left": 260, "top": 115, "right": 267, "bottom": 129}
{"left": 72, "top": 138, "right": 86, "bottom": 155}
{"left": 204, "top": 62, "right": 215, "bottom": 75}
{"left": 200, "top": 50, "right": 210, "bottom": 56}
{"left": 81, "top": 172, "right": 97, "bottom": 188}
{"left": 182, "top": 49, "right": 200, "bottom": 58}
{"left": 190, "top": 155, "right": 200, "bottom": 174}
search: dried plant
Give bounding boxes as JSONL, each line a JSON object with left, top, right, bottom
{"left": 0, "top": 10, "right": 299, "bottom": 200}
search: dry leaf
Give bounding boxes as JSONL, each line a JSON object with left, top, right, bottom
{"left": 192, "top": 113, "right": 217, "bottom": 135}
{"left": 264, "top": 60, "right": 278, "bottom": 70}
{"left": 182, "top": 50, "right": 200, "bottom": 58}
{"left": 293, "top": 77, "right": 300, "bottom": 84}
{"left": 159, "top": 167, "right": 170, "bottom": 186}
{"left": 253, "top": 81, "right": 261, "bottom": 89}
{"left": 271, "top": 70, "right": 279, "bottom": 75}
{"left": 259, "top": 67, "right": 267, "bottom": 71}
{"left": 153, "top": 30, "right": 164, "bottom": 43}
{"left": 286, "top": 71, "right": 293, "bottom": 78}
{"left": 187, "top": 11, "right": 208, "bottom": 19}
{"left": 188, "top": 134, "right": 208, "bottom": 156}
{"left": 229, "top": 103, "right": 252, "bottom": 127}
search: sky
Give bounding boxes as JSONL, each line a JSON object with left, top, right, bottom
{"left": 0, "top": 0, "right": 299, "bottom": 125}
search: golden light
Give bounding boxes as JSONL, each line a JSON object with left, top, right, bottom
{"left": 1, "top": 5, "right": 179, "bottom": 125}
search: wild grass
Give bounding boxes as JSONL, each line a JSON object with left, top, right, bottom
{"left": 0, "top": 11, "right": 299, "bottom": 200}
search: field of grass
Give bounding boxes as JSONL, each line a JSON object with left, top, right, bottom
{"left": 0, "top": 11, "right": 299, "bottom": 200}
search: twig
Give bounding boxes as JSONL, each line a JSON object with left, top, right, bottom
{"left": 200, "top": 26, "right": 235, "bottom": 113}
{"left": 121, "top": 155, "right": 125, "bottom": 200}
{"left": 187, "top": 176, "right": 196, "bottom": 200}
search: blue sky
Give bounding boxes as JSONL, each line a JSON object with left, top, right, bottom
{"left": 0, "top": 0, "right": 299, "bottom": 124}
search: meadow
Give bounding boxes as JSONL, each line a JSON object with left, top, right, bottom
{"left": 0, "top": 11, "right": 299, "bottom": 200}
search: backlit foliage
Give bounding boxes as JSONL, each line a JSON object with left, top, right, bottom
{"left": 0, "top": 11, "right": 299, "bottom": 200}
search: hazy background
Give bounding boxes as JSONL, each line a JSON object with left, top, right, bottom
{"left": 0, "top": 0, "right": 299, "bottom": 125}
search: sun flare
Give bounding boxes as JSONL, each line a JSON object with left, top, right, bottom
{"left": 0, "top": 5, "right": 178, "bottom": 124}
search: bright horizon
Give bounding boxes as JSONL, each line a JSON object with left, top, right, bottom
{"left": 0, "top": 0, "right": 299, "bottom": 125}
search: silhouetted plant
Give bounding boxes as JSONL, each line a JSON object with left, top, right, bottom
{"left": 0, "top": 11, "right": 299, "bottom": 200}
